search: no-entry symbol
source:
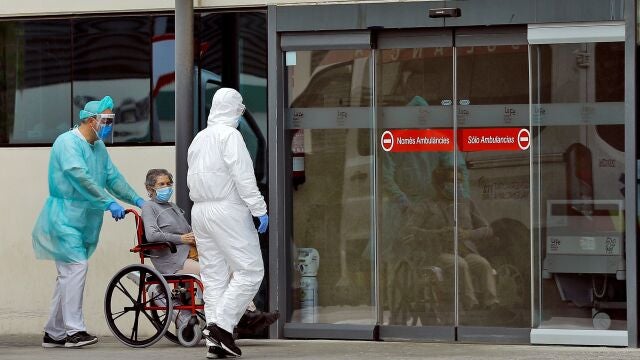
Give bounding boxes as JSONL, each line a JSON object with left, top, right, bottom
{"left": 517, "top": 128, "right": 530, "bottom": 150}
{"left": 381, "top": 131, "right": 394, "bottom": 152}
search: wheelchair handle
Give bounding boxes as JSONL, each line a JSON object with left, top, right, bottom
{"left": 125, "top": 208, "right": 140, "bottom": 217}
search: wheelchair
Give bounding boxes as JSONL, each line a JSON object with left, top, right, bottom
{"left": 104, "top": 209, "right": 206, "bottom": 348}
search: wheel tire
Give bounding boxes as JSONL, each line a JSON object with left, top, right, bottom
{"left": 178, "top": 322, "right": 202, "bottom": 347}
{"left": 104, "top": 264, "right": 173, "bottom": 348}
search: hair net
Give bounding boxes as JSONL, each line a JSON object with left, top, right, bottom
{"left": 79, "top": 96, "right": 114, "bottom": 121}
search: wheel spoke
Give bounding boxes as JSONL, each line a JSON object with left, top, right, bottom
{"left": 155, "top": 310, "right": 167, "bottom": 321}
{"left": 111, "top": 309, "right": 131, "bottom": 322}
{"left": 142, "top": 292, "right": 165, "bottom": 306}
{"left": 115, "top": 280, "right": 137, "bottom": 304}
{"left": 131, "top": 308, "right": 141, "bottom": 341}
{"left": 141, "top": 309, "right": 163, "bottom": 331}
{"left": 136, "top": 270, "right": 146, "bottom": 303}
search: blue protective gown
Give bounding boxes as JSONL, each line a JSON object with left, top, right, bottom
{"left": 32, "top": 130, "right": 142, "bottom": 263}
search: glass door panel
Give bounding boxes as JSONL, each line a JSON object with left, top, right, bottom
{"left": 377, "top": 45, "right": 455, "bottom": 327}
{"left": 285, "top": 49, "right": 376, "bottom": 325}
{"left": 455, "top": 41, "right": 532, "bottom": 327}
{"left": 531, "top": 41, "right": 627, "bottom": 332}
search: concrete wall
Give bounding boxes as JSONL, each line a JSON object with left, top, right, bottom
{"left": 0, "top": 146, "right": 175, "bottom": 335}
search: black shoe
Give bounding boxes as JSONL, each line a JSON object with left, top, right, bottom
{"left": 207, "top": 345, "right": 233, "bottom": 359}
{"left": 203, "top": 323, "right": 221, "bottom": 347}
{"left": 65, "top": 331, "right": 98, "bottom": 348}
{"left": 203, "top": 324, "right": 241, "bottom": 357}
{"left": 237, "top": 310, "right": 280, "bottom": 336}
{"left": 42, "top": 332, "right": 66, "bottom": 348}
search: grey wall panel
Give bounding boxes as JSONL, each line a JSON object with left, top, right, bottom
{"left": 455, "top": 26, "right": 527, "bottom": 46}
{"left": 276, "top": 1, "right": 624, "bottom": 33}
{"left": 533, "top": 0, "right": 624, "bottom": 23}
{"left": 623, "top": 0, "right": 637, "bottom": 348}
{"left": 379, "top": 325, "right": 455, "bottom": 342}
{"left": 276, "top": 2, "right": 445, "bottom": 32}
{"left": 364, "top": 2, "right": 445, "bottom": 29}
{"left": 457, "top": 327, "right": 531, "bottom": 344}
{"left": 276, "top": 3, "right": 365, "bottom": 32}
{"left": 377, "top": 29, "right": 453, "bottom": 49}
{"left": 444, "top": 0, "right": 535, "bottom": 27}
{"left": 267, "top": 4, "right": 287, "bottom": 339}
{"left": 281, "top": 31, "right": 372, "bottom": 51}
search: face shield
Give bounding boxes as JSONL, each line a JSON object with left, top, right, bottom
{"left": 90, "top": 113, "right": 115, "bottom": 143}
{"left": 97, "top": 113, "right": 115, "bottom": 124}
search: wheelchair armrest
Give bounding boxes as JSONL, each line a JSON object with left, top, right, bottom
{"left": 131, "top": 242, "right": 177, "bottom": 254}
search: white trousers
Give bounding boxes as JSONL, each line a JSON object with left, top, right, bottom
{"left": 192, "top": 202, "right": 264, "bottom": 333}
{"left": 44, "top": 261, "right": 88, "bottom": 340}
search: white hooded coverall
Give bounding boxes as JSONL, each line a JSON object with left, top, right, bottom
{"left": 187, "top": 88, "right": 267, "bottom": 334}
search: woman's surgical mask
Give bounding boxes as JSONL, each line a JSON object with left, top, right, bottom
{"left": 155, "top": 186, "right": 174, "bottom": 203}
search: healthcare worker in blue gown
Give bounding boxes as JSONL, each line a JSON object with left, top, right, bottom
{"left": 32, "top": 96, "right": 145, "bottom": 348}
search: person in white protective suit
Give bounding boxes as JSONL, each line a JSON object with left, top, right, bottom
{"left": 187, "top": 88, "right": 269, "bottom": 358}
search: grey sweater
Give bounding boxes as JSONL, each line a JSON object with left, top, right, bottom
{"left": 141, "top": 200, "right": 192, "bottom": 274}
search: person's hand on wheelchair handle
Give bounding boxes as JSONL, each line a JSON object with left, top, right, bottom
{"left": 107, "top": 202, "right": 126, "bottom": 221}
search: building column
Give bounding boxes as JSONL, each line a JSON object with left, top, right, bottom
{"left": 175, "top": 0, "right": 194, "bottom": 221}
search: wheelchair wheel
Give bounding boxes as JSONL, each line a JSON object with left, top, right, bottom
{"left": 104, "top": 264, "right": 173, "bottom": 348}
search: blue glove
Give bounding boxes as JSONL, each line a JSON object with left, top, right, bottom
{"left": 257, "top": 214, "right": 269, "bottom": 234}
{"left": 107, "top": 202, "right": 126, "bottom": 221}
{"left": 135, "top": 198, "right": 145, "bottom": 208}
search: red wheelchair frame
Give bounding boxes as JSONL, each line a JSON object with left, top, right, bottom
{"left": 104, "top": 209, "right": 206, "bottom": 348}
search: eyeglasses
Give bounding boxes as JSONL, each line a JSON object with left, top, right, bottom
{"left": 96, "top": 113, "right": 115, "bottom": 125}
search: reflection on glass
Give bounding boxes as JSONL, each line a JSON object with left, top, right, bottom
{"left": 73, "top": 17, "right": 151, "bottom": 143}
{"left": 0, "top": 21, "right": 71, "bottom": 144}
{"left": 377, "top": 47, "right": 455, "bottom": 326}
{"left": 238, "top": 13, "right": 268, "bottom": 187}
{"left": 199, "top": 13, "right": 223, "bottom": 82}
{"left": 152, "top": 16, "right": 176, "bottom": 142}
{"left": 457, "top": 44, "right": 530, "bottom": 327}
{"left": 287, "top": 49, "right": 375, "bottom": 324}
{"left": 532, "top": 42, "right": 626, "bottom": 330}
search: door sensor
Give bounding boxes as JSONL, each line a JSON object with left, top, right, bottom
{"left": 428, "top": 8, "right": 461, "bottom": 18}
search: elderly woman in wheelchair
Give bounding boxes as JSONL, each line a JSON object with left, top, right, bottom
{"left": 103, "top": 169, "right": 277, "bottom": 349}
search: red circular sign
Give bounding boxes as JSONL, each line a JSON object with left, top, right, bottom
{"left": 381, "top": 131, "right": 394, "bottom": 152}
{"left": 517, "top": 128, "right": 530, "bottom": 150}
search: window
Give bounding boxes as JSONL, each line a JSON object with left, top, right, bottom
{"left": 0, "top": 20, "right": 72, "bottom": 144}
{"left": 0, "top": 12, "right": 268, "bottom": 146}
{"left": 73, "top": 17, "right": 152, "bottom": 143}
